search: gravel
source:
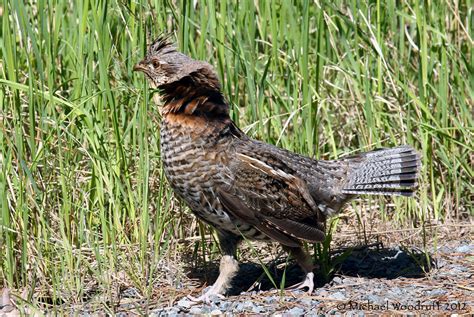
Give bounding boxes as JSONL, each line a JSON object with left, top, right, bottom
{"left": 148, "top": 241, "right": 474, "bottom": 315}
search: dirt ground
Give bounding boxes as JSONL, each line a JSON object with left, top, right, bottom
{"left": 141, "top": 216, "right": 473, "bottom": 315}
{"left": 1, "top": 214, "right": 473, "bottom": 316}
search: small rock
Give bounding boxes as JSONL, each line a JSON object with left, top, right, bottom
{"left": 300, "top": 298, "right": 313, "bottom": 307}
{"left": 165, "top": 307, "right": 179, "bottom": 312}
{"left": 311, "top": 300, "right": 321, "bottom": 307}
{"left": 210, "top": 309, "right": 222, "bottom": 315}
{"left": 329, "top": 291, "right": 346, "bottom": 300}
{"left": 343, "top": 278, "right": 354, "bottom": 284}
{"left": 200, "top": 306, "right": 212, "bottom": 314}
{"left": 243, "top": 301, "right": 255, "bottom": 311}
{"left": 234, "top": 302, "right": 244, "bottom": 312}
{"left": 148, "top": 311, "right": 157, "bottom": 317}
{"left": 390, "top": 287, "right": 402, "bottom": 295}
{"left": 426, "top": 289, "right": 447, "bottom": 296}
{"left": 291, "top": 289, "right": 304, "bottom": 296}
{"left": 317, "top": 290, "right": 329, "bottom": 296}
{"left": 209, "top": 303, "right": 220, "bottom": 311}
{"left": 208, "top": 294, "right": 222, "bottom": 303}
{"left": 176, "top": 298, "right": 194, "bottom": 309}
{"left": 332, "top": 276, "right": 343, "bottom": 284}
{"left": 265, "top": 296, "right": 278, "bottom": 304}
{"left": 120, "top": 287, "right": 140, "bottom": 298}
{"left": 287, "top": 307, "right": 305, "bottom": 315}
{"left": 456, "top": 245, "right": 473, "bottom": 253}
{"left": 365, "top": 294, "right": 384, "bottom": 305}
{"left": 451, "top": 265, "right": 468, "bottom": 273}
{"left": 436, "top": 259, "right": 447, "bottom": 268}
{"left": 252, "top": 305, "right": 264, "bottom": 313}
{"left": 189, "top": 307, "right": 203, "bottom": 314}
{"left": 162, "top": 307, "right": 180, "bottom": 317}
{"left": 437, "top": 246, "right": 452, "bottom": 254}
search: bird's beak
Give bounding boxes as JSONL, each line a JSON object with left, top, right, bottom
{"left": 133, "top": 61, "right": 146, "bottom": 72}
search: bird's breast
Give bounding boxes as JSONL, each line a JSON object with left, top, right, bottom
{"left": 160, "top": 121, "right": 218, "bottom": 209}
{"left": 159, "top": 117, "right": 269, "bottom": 240}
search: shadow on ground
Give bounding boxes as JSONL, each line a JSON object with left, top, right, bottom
{"left": 187, "top": 245, "right": 434, "bottom": 295}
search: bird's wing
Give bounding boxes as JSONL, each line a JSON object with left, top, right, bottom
{"left": 217, "top": 153, "right": 326, "bottom": 246}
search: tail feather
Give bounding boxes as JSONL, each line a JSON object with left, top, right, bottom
{"left": 364, "top": 165, "right": 419, "bottom": 178}
{"left": 342, "top": 145, "right": 421, "bottom": 197}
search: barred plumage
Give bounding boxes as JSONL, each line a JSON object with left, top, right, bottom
{"left": 342, "top": 146, "right": 420, "bottom": 196}
{"left": 134, "top": 35, "right": 421, "bottom": 302}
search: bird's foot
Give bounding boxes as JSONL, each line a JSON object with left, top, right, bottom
{"left": 286, "top": 272, "right": 314, "bottom": 294}
{"left": 182, "top": 254, "right": 237, "bottom": 307}
{"left": 186, "top": 286, "right": 225, "bottom": 304}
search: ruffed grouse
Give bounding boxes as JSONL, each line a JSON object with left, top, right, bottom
{"left": 134, "top": 36, "right": 420, "bottom": 302}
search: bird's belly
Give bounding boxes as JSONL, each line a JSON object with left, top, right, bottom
{"left": 160, "top": 128, "right": 269, "bottom": 240}
{"left": 167, "top": 171, "right": 269, "bottom": 240}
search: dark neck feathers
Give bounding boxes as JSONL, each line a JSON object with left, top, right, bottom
{"left": 159, "top": 69, "right": 229, "bottom": 117}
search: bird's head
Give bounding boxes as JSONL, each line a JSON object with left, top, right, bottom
{"left": 133, "top": 34, "right": 219, "bottom": 89}
{"left": 134, "top": 34, "right": 228, "bottom": 116}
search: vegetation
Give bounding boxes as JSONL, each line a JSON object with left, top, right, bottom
{"left": 0, "top": 0, "right": 472, "bottom": 312}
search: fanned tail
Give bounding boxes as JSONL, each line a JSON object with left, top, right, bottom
{"left": 342, "top": 145, "right": 421, "bottom": 197}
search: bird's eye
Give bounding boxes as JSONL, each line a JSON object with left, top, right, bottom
{"left": 152, "top": 60, "right": 160, "bottom": 68}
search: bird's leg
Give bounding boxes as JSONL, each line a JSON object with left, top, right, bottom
{"left": 282, "top": 245, "right": 316, "bottom": 294}
{"left": 188, "top": 232, "right": 241, "bottom": 303}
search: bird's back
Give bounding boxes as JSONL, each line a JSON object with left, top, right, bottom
{"left": 235, "top": 140, "right": 353, "bottom": 216}
{"left": 234, "top": 140, "right": 419, "bottom": 217}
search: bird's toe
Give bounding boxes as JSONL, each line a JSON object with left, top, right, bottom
{"left": 286, "top": 272, "right": 315, "bottom": 294}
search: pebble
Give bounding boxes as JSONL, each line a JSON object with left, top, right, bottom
{"left": 165, "top": 307, "right": 179, "bottom": 313}
{"left": 436, "top": 259, "right": 447, "bottom": 268}
{"left": 219, "top": 301, "right": 231, "bottom": 310}
{"left": 208, "top": 294, "right": 222, "bottom": 303}
{"left": 210, "top": 309, "right": 222, "bottom": 315}
{"left": 252, "top": 305, "right": 264, "bottom": 313}
{"left": 329, "top": 291, "right": 346, "bottom": 300}
{"left": 176, "top": 298, "right": 194, "bottom": 309}
{"left": 243, "top": 301, "right": 255, "bottom": 311}
{"left": 202, "top": 306, "right": 213, "bottom": 314}
{"left": 455, "top": 245, "right": 473, "bottom": 253}
{"left": 317, "top": 290, "right": 329, "bottom": 296}
{"left": 332, "top": 276, "right": 343, "bottom": 284}
{"left": 390, "top": 287, "right": 402, "bottom": 295}
{"left": 365, "top": 294, "right": 384, "bottom": 305}
{"left": 120, "top": 287, "right": 141, "bottom": 298}
{"left": 189, "top": 307, "right": 202, "bottom": 314}
{"left": 265, "top": 296, "right": 278, "bottom": 304}
{"left": 437, "top": 246, "right": 453, "bottom": 253}
{"left": 287, "top": 307, "right": 305, "bottom": 315}
{"left": 426, "top": 289, "right": 447, "bottom": 296}
{"left": 452, "top": 265, "right": 468, "bottom": 273}
{"left": 234, "top": 302, "right": 244, "bottom": 312}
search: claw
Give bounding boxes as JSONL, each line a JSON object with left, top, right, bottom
{"left": 286, "top": 272, "right": 314, "bottom": 294}
{"left": 187, "top": 290, "right": 225, "bottom": 304}
{"left": 180, "top": 254, "right": 238, "bottom": 307}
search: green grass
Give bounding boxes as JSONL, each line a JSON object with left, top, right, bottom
{"left": 0, "top": 0, "right": 472, "bottom": 312}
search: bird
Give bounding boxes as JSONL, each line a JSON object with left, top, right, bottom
{"left": 133, "top": 35, "right": 421, "bottom": 302}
